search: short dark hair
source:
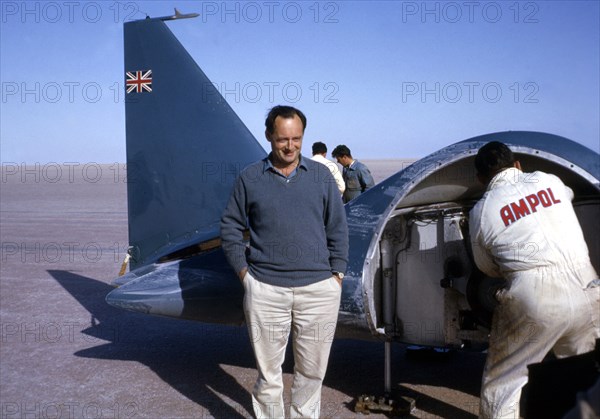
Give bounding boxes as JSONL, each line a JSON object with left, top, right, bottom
{"left": 265, "top": 105, "right": 307, "bottom": 135}
{"left": 312, "top": 141, "right": 327, "bottom": 155}
{"left": 331, "top": 145, "right": 352, "bottom": 158}
{"left": 474, "top": 141, "right": 515, "bottom": 179}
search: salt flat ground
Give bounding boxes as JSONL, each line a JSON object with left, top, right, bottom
{"left": 0, "top": 161, "right": 484, "bottom": 418}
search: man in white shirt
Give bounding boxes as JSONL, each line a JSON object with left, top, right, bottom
{"left": 469, "top": 141, "right": 599, "bottom": 419}
{"left": 311, "top": 141, "right": 345, "bottom": 196}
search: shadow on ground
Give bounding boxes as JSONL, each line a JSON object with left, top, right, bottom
{"left": 49, "top": 270, "right": 484, "bottom": 418}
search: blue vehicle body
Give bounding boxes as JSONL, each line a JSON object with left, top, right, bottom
{"left": 107, "top": 13, "right": 600, "bottom": 346}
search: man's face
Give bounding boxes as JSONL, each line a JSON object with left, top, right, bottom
{"left": 266, "top": 115, "right": 303, "bottom": 168}
{"left": 335, "top": 155, "right": 350, "bottom": 167}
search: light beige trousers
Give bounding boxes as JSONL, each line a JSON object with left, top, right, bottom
{"left": 243, "top": 272, "right": 342, "bottom": 418}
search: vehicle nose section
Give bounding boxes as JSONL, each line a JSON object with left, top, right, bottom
{"left": 106, "top": 249, "right": 246, "bottom": 324}
{"left": 111, "top": 263, "right": 158, "bottom": 287}
{"left": 106, "top": 262, "right": 184, "bottom": 317}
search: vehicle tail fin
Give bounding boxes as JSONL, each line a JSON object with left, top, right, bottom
{"left": 123, "top": 16, "right": 265, "bottom": 269}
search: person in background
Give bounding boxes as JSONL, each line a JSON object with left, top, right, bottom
{"left": 331, "top": 144, "right": 375, "bottom": 203}
{"left": 220, "top": 105, "right": 349, "bottom": 418}
{"left": 469, "top": 141, "right": 600, "bottom": 419}
{"left": 311, "top": 141, "right": 345, "bottom": 196}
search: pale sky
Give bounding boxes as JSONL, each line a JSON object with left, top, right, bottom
{"left": 1, "top": 1, "right": 599, "bottom": 163}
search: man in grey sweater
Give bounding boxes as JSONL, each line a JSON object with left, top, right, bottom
{"left": 220, "top": 105, "right": 349, "bottom": 418}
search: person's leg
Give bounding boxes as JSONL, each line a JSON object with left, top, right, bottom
{"left": 289, "top": 277, "right": 342, "bottom": 418}
{"left": 244, "top": 273, "right": 293, "bottom": 418}
{"left": 553, "top": 282, "right": 599, "bottom": 358}
{"left": 480, "top": 276, "right": 568, "bottom": 419}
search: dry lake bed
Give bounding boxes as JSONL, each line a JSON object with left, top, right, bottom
{"left": 1, "top": 161, "right": 485, "bottom": 418}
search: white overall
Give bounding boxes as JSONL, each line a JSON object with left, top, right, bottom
{"left": 470, "top": 168, "right": 600, "bottom": 418}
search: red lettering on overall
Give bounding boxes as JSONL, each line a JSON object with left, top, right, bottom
{"left": 547, "top": 187, "right": 561, "bottom": 204}
{"left": 538, "top": 190, "right": 552, "bottom": 207}
{"left": 500, "top": 205, "right": 516, "bottom": 227}
{"left": 510, "top": 199, "right": 531, "bottom": 220}
{"left": 525, "top": 194, "right": 540, "bottom": 212}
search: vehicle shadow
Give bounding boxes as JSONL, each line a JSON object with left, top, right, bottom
{"left": 326, "top": 340, "right": 484, "bottom": 418}
{"left": 49, "top": 269, "right": 256, "bottom": 418}
{"left": 49, "top": 269, "right": 483, "bottom": 418}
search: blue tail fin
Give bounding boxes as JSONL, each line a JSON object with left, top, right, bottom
{"left": 124, "top": 15, "right": 265, "bottom": 269}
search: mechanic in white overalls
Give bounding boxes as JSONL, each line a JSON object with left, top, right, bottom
{"left": 469, "top": 141, "right": 600, "bottom": 418}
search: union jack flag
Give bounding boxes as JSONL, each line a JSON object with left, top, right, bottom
{"left": 126, "top": 70, "right": 152, "bottom": 93}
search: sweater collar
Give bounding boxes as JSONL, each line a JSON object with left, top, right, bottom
{"left": 263, "top": 154, "right": 308, "bottom": 174}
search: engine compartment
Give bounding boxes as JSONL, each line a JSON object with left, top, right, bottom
{"left": 366, "top": 151, "right": 599, "bottom": 347}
